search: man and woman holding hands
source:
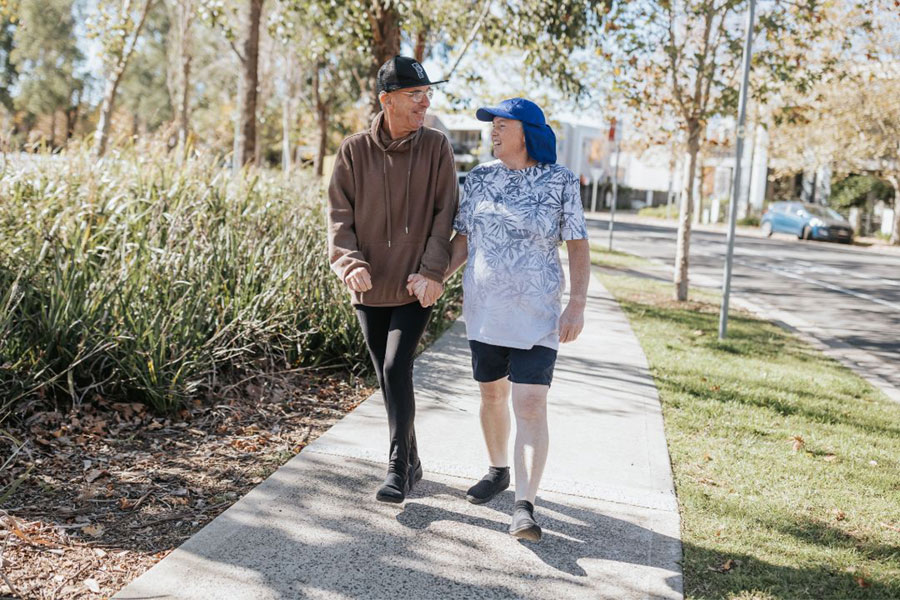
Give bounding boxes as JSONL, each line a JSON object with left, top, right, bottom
{"left": 327, "top": 56, "right": 590, "bottom": 541}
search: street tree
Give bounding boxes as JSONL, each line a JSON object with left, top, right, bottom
{"left": 608, "top": 0, "right": 846, "bottom": 301}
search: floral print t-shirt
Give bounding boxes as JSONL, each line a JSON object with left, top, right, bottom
{"left": 453, "top": 160, "right": 588, "bottom": 350}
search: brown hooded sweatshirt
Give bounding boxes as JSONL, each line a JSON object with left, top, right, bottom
{"left": 327, "top": 112, "right": 458, "bottom": 306}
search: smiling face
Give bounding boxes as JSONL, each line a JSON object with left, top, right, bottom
{"left": 379, "top": 85, "right": 431, "bottom": 138}
{"left": 491, "top": 117, "right": 528, "bottom": 164}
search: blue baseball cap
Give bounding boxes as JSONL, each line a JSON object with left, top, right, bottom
{"left": 475, "top": 98, "right": 557, "bottom": 164}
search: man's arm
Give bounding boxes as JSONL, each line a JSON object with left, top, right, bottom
{"left": 559, "top": 238, "right": 590, "bottom": 343}
{"left": 417, "top": 137, "right": 459, "bottom": 282}
{"left": 327, "top": 141, "right": 371, "bottom": 289}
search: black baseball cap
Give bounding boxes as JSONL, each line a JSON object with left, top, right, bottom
{"left": 377, "top": 56, "right": 448, "bottom": 94}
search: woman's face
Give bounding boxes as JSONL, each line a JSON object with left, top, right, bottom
{"left": 491, "top": 117, "right": 527, "bottom": 163}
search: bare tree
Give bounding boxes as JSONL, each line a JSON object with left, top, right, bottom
{"left": 91, "top": 0, "right": 156, "bottom": 158}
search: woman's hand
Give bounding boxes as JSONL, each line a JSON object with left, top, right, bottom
{"left": 407, "top": 274, "right": 443, "bottom": 307}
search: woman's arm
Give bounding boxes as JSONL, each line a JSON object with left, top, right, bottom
{"left": 444, "top": 233, "right": 468, "bottom": 282}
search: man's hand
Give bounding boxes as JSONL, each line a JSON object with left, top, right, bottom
{"left": 345, "top": 267, "right": 372, "bottom": 292}
{"left": 559, "top": 299, "right": 585, "bottom": 343}
{"left": 407, "top": 274, "right": 443, "bottom": 307}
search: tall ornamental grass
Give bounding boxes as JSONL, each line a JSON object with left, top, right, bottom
{"left": 0, "top": 145, "right": 460, "bottom": 415}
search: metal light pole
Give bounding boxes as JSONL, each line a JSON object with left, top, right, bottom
{"left": 719, "top": 0, "right": 757, "bottom": 339}
{"left": 608, "top": 118, "right": 620, "bottom": 251}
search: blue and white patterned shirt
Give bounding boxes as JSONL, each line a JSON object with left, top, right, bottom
{"left": 454, "top": 160, "right": 588, "bottom": 350}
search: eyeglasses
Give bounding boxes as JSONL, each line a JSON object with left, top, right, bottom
{"left": 400, "top": 89, "right": 434, "bottom": 103}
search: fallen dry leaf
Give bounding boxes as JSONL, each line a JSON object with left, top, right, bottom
{"left": 832, "top": 509, "right": 846, "bottom": 521}
{"left": 823, "top": 454, "right": 837, "bottom": 462}
{"left": 857, "top": 576, "right": 870, "bottom": 588}
{"left": 85, "top": 468, "right": 109, "bottom": 483}
{"left": 791, "top": 435, "right": 805, "bottom": 452}
{"left": 84, "top": 578, "right": 101, "bottom": 593}
{"left": 81, "top": 523, "right": 104, "bottom": 537}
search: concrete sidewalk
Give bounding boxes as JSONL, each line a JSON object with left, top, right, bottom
{"left": 115, "top": 273, "right": 683, "bottom": 600}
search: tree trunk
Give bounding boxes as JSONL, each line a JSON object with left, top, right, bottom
{"left": 177, "top": 42, "right": 192, "bottom": 150}
{"left": 414, "top": 29, "right": 427, "bottom": 62}
{"left": 368, "top": 1, "right": 401, "bottom": 115}
{"left": 93, "top": 0, "right": 155, "bottom": 158}
{"left": 674, "top": 119, "right": 701, "bottom": 301}
{"left": 93, "top": 75, "right": 123, "bottom": 157}
{"left": 888, "top": 174, "right": 900, "bottom": 246}
{"left": 49, "top": 110, "right": 56, "bottom": 149}
{"left": 235, "top": 0, "right": 264, "bottom": 167}
{"left": 281, "top": 94, "right": 291, "bottom": 176}
{"left": 313, "top": 64, "right": 328, "bottom": 178}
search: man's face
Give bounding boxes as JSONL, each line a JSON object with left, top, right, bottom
{"left": 381, "top": 85, "right": 431, "bottom": 133}
{"left": 491, "top": 117, "right": 526, "bottom": 162}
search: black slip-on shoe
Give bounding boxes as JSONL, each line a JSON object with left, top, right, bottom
{"left": 465, "top": 466, "right": 510, "bottom": 505}
{"left": 375, "top": 471, "right": 408, "bottom": 504}
{"left": 509, "top": 500, "right": 542, "bottom": 541}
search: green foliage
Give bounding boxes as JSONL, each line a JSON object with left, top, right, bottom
{"left": 638, "top": 205, "right": 678, "bottom": 219}
{"left": 0, "top": 15, "right": 16, "bottom": 112}
{"left": 9, "top": 0, "right": 84, "bottom": 119}
{"left": 593, "top": 263, "right": 900, "bottom": 599}
{"left": 829, "top": 174, "right": 894, "bottom": 210}
{"left": 0, "top": 145, "right": 461, "bottom": 416}
{"left": 737, "top": 215, "right": 759, "bottom": 226}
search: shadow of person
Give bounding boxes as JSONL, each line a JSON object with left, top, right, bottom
{"left": 397, "top": 480, "right": 680, "bottom": 581}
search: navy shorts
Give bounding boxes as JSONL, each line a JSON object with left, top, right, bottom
{"left": 468, "top": 340, "right": 558, "bottom": 386}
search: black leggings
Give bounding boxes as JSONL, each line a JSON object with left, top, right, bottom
{"left": 356, "top": 301, "right": 432, "bottom": 476}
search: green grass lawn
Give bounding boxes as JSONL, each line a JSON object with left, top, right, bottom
{"left": 590, "top": 247, "right": 900, "bottom": 600}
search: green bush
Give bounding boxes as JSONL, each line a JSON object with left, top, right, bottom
{"left": 737, "top": 215, "right": 760, "bottom": 226}
{"left": 0, "top": 145, "right": 460, "bottom": 415}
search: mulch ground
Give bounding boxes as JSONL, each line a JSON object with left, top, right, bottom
{"left": 0, "top": 372, "right": 372, "bottom": 599}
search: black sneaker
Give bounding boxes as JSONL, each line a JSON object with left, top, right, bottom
{"left": 509, "top": 500, "right": 542, "bottom": 541}
{"left": 466, "top": 466, "right": 510, "bottom": 504}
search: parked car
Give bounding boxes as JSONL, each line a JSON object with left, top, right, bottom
{"left": 760, "top": 202, "right": 854, "bottom": 244}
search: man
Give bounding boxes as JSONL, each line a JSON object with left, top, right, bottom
{"left": 435, "top": 98, "right": 590, "bottom": 541}
{"left": 327, "top": 56, "right": 457, "bottom": 503}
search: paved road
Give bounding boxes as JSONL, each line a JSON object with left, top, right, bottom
{"left": 588, "top": 217, "right": 900, "bottom": 395}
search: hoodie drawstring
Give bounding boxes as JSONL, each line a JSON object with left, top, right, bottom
{"left": 382, "top": 151, "right": 392, "bottom": 247}
{"left": 382, "top": 135, "right": 417, "bottom": 248}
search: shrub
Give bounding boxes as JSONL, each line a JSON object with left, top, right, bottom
{"left": 0, "top": 145, "right": 460, "bottom": 415}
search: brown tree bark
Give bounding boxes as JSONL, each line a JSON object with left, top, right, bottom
{"left": 234, "top": 0, "right": 264, "bottom": 167}
{"left": 414, "top": 29, "right": 427, "bottom": 63}
{"left": 367, "top": 0, "right": 401, "bottom": 115}
{"left": 674, "top": 118, "right": 701, "bottom": 301}
{"left": 313, "top": 62, "right": 329, "bottom": 178}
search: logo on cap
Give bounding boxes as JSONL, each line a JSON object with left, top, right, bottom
{"left": 411, "top": 62, "right": 426, "bottom": 80}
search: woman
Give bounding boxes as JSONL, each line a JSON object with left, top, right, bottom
{"left": 439, "top": 97, "right": 591, "bottom": 540}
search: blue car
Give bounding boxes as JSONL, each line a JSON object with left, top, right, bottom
{"left": 760, "top": 202, "right": 854, "bottom": 244}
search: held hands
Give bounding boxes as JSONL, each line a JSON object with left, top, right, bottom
{"left": 406, "top": 274, "right": 443, "bottom": 307}
{"left": 559, "top": 300, "right": 586, "bottom": 343}
{"left": 345, "top": 267, "right": 372, "bottom": 292}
